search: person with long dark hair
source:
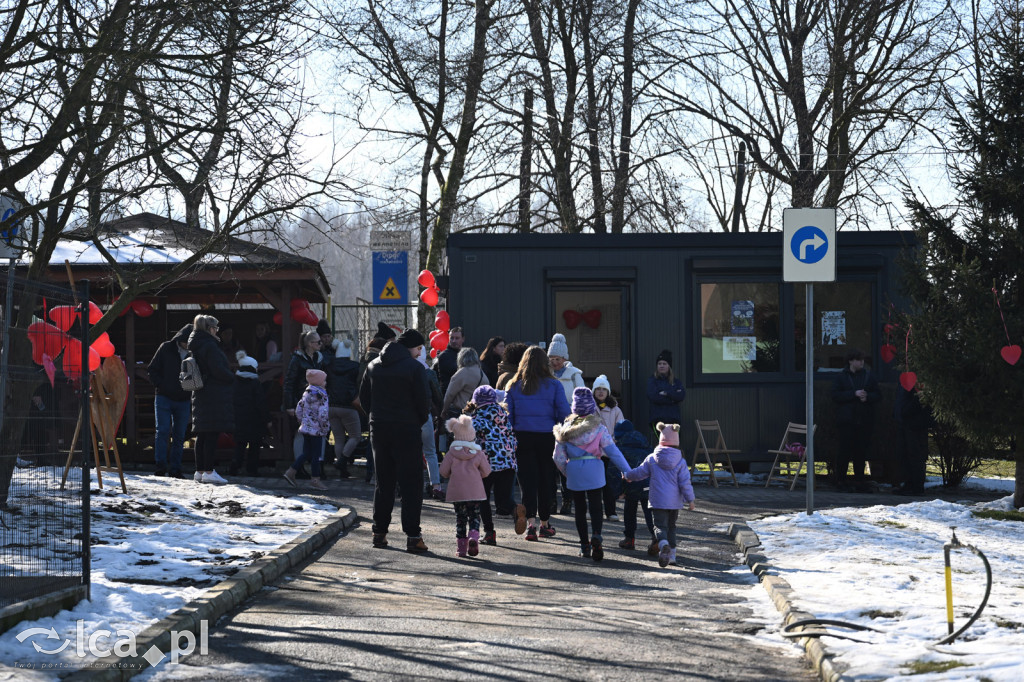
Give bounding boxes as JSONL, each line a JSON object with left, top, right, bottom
{"left": 504, "top": 346, "right": 570, "bottom": 541}
{"left": 495, "top": 342, "right": 528, "bottom": 391}
{"left": 479, "top": 336, "right": 505, "bottom": 386}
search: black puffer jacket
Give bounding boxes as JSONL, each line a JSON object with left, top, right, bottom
{"left": 188, "top": 329, "right": 235, "bottom": 433}
{"left": 328, "top": 355, "right": 360, "bottom": 408}
{"left": 234, "top": 372, "right": 269, "bottom": 440}
{"left": 282, "top": 349, "right": 328, "bottom": 411}
{"left": 358, "top": 342, "right": 429, "bottom": 426}
{"left": 147, "top": 325, "right": 192, "bottom": 402}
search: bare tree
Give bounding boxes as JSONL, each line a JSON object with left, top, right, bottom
{"left": 655, "top": 0, "right": 959, "bottom": 223}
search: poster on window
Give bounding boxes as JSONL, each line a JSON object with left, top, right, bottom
{"left": 821, "top": 311, "right": 847, "bottom": 345}
{"left": 723, "top": 336, "right": 757, "bottom": 361}
{"left": 730, "top": 300, "right": 755, "bottom": 335}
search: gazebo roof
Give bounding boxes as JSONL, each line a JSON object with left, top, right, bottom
{"left": 37, "top": 212, "right": 330, "bottom": 303}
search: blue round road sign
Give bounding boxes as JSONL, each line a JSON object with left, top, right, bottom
{"left": 790, "top": 225, "right": 829, "bottom": 264}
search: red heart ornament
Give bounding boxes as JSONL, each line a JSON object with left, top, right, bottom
{"left": 880, "top": 344, "right": 896, "bottom": 363}
{"left": 899, "top": 372, "right": 917, "bottom": 391}
{"left": 582, "top": 309, "right": 602, "bottom": 329}
{"left": 562, "top": 310, "right": 582, "bottom": 330}
{"left": 1001, "top": 345, "right": 1022, "bottom": 365}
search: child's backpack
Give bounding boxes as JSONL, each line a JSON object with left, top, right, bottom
{"left": 179, "top": 354, "right": 204, "bottom": 391}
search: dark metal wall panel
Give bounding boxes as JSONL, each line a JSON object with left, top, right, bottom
{"left": 680, "top": 387, "right": 761, "bottom": 454}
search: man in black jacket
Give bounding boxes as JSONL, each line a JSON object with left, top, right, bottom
{"left": 147, "top": 325, "right": 193, "bottom": 477}
{"left": 359, "top": 329, "right": 431, "bottom": 553}
{"left": 831, "top": 348, "right": 881, "bottom": 492}
{"left": 433, "top": 326, "right": 464, "bottom": 396}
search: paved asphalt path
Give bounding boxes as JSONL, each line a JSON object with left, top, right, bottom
{"left": 147, "top": 468, "right": 1000, "bottom": 681}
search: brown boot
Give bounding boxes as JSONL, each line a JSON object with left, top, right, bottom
{"left": 406, "top": 536, "right": 429, "bottom": 553}
{"left": 372, "top": 533, "right": 388, "bottom": 548}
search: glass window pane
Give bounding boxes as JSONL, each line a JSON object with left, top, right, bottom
{"left": 699, "top": 283, "right": 780, "bottom": 373}
{"left": 794, "top": 282, "right": 873, "bottom": 372}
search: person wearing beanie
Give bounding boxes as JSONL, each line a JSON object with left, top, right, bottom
{"left": 326, "top": 338, "right": 361, "bottom": 479}
{"left": 359, "top": 326, "right": 431, "bottom": 553}
{"left": 547, "top": 333, "right": 584, "bottom": 516}
{"left": 284, "top": 369, "right": 331, "bottom": 491}
{"left": 283, "top": 330, "right": 330, "bottom": 473}
{"left": 375, "top": 321, "right": 397, "bottom": 341}
{"left": 231, "top": 351, "right": 269, "bottom": 477}
{"left": 147, "top": 324, "right": 194, "bottom": 477}
{"left": 591, "top": 375, "right": 624, "bottom": 521}
{"left": 439, "top": 415, "right": 492, "bottom": 557}
{"left": 397, "top": 328, "right": 426, "bottom": 349}
{"left": 647, "top": 349, "right": 686, "bottom": 437}
{"left": 467, "top": 384, "right": 525, "bottom": 544}
{"left": 614, "top": 419, "right": 658, "bottom": 555}
{"left": 622, "top": 422, "right": 696, "bottom": 568}
{"left": 552, "top": 387, "right": 631, "bottom": 562}
{"left": 316, "top": 320, "right": 335, "bottom": 360}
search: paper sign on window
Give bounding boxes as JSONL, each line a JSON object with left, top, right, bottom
{"left": 730, "top": 300, "right": 755, "bottom": 335}
{"left": 821, "top": 311, "right": 846, "bottom": 345}
{"left": 723, "top": 336, "right": 757, "bottom": 361}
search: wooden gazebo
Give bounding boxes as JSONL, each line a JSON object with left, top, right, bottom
{"left": 39, "top": 212, "right": 330, "bottom": 465}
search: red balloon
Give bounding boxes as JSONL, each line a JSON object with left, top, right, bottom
{"left": 131, "top": 299, "right": 154, "bottom": 317}
{"left": 273, "top": 311, "right": 283, "bottom": 325}
{"left": 49, "top": 305, "right": 78, "bottom": 332}
{"left": 290, "top": 306, "right": 307, "bottom": 323}
{"left": 430, "top": 331, "right": 448, "bottom": 351}
{"left": 429, "top": 330, "right": 441, "bottom": 340}
{"left": 63, "top": 338, "right": 100, "bottom": 377}
{"left": 434, "top": 310, "right": 450, "bottom": 333}
{"left": 88, "top": 301, "right": 103, "bottom": 325}
{"left": 880, "top": 344, "right": 897, "bottom": 363}
{"left": 420, "top": 287, "right": 439, "bottom": 307}
{"left": 430, "top": 348, "right": 438, "bottom": 358}
{"left": 89, "top": 347, "right": 100, "bottom": 371}
{"left": 417, "top": 270, "right": 436, "bottom": 288}
{"left": 562, "top": 310, "right": 582, "bottom": 330}
{"left": 28, "top": 322, "right": 67, "bottom": 363}
{"left": 306, "top": 309, "right": 320, "bottom": 326}
{"left": 91, "top": 332, "right": 116, "bottom": 358}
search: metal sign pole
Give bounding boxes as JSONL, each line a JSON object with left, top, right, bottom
{"left": 806, "top": 284, "right": 814, "bottom": 515}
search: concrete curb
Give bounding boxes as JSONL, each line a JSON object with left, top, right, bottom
{"left": 64, "top": 505, "right": 358, "bottom": 682}
{"left": 728, "top": 522, "right": 853, "bottom": 682}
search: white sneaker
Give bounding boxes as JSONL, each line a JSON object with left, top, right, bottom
{"left": 669, "top": 548, "right": 677, "bottom": 566}
{"left": 15, "top": 457, "right": 32, "bottom": 468}
{"left": 201, "top": 471, "right": 228, "bottom": 485}
{"left": 606, "top": 514, "right": 619, "bottom": 522}
{"left": 194, "top": 471, "right": 203, "bottom": 482}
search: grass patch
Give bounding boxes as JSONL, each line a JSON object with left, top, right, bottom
{"left": 972, "top": 509, "right": 1024, "bottom": 522}
{"left": 995, "top": 618, "right": 1024, "bottom": 629}
{"left": 876, "top": 519, "right": 908, "bottom": 529}
{"left": 902, "top": 660, "right": 969, "bottom": 675}
{"left": 860, "top": 609, "right": 902, "bottom": 619}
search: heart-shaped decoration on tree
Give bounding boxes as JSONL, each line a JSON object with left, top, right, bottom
{"left": 1000, "top": 344, "right": 1022, "bottom": 365}
{"left": 899, "top": 372, "right": 917, "bottom": 391}
{"left": 880, "top": 344, "right": 896, "bottom": 363}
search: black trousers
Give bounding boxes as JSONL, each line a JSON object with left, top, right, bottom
{"left": 572, "top": 488, "right": 604, "bottom": 545}
{"left": 898, "top": 426, "right": 929, "bottom": 492}
{"left": 835, "top": 423, "right": 871, "bottom": 482}
{"left": 623, "top": 495, "right": 655, "bottom": 539}
{"left": 480, "top": 468, "right": 517, "bottom": 533}
{"left": 232, "top": 439, "right": 261, "bottom": 474}
{"left": 194, "top": 432, "right": 218, "bottom": 471}
{"left": 515, "top": 431, "right": 556, "bottom": 522}
{"left": 371, "top": 422, "right": 424, "bottom": 538}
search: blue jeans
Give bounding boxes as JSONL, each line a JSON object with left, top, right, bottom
{"left": 155, "top": 395, "right": 190, "bottom": 473}
{"left": 292, "top": 434, "right": 325, "bottom": 477}
{"left": 422, "top": 418, "right": 439, "bottom": 486}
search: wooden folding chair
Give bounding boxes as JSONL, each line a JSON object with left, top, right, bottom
{"left": 692, "top": 419, "right": 740, "bottom": 488}
{"left": 765, "top": 422, "right": 816, "bottom": 490}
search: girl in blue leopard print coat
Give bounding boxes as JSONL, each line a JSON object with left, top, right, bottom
{"left": 467, "top": 385, "right": 527, "bottom": 544}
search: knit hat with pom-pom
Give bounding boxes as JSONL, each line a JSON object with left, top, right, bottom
{"left": 657, "top": 421, "right": 680, "bottom": 447}
{"left": 236, "top": 350, "right": 258, "bottom": 370}
{"left": 445, "top": 414, "right": 476, "bottom": 442}
{"left": 548, "top": 333, "right": 569, "bottom": 359}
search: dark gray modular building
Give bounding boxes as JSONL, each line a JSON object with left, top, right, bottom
{"left": 446, "top": 231, "right": 915, "bottom": 475}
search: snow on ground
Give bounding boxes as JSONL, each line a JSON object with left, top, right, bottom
{"left": 749, "top": 477, "right": 1024, "bottom": 681}
{"left": 0, "top": 470, "right": 336, "bottom": 679}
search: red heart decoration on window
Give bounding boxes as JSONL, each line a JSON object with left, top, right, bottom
{"left": 899, "top": 372, "right": 917, "bottom": 391}
{"left": 880, "top": 344, "right": 896, "bottom": 363}
{"left": 1000, "top": 345, "right": 1022, "bottom": 365}
{"left": 562, "top": 310, "right": 582, "bottom": 330}
{"left": 582, "top": 309, "right": 602, "bottom": 329}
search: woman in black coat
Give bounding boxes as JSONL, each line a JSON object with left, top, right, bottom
{"left": 188, "top": 315, "right": 236, "bottom": 483}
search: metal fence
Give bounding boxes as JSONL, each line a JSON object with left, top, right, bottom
{"left": 0, "top": 272, "right": 90, "bottom": 611}
{"left": 331, "top": 299, "right": 417, "bottom": 355}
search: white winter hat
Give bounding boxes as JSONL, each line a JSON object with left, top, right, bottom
{"left": 236, "top": 350, "right": 258, "bottom": 370}
{"left": 592, "top": 374, "right": 611, "bottom": 394}
{"left": 331, "top": 337, "right": 353, "bottom": 359}
{"left": 548, "top": 333, "right": 569, "bottom": 360}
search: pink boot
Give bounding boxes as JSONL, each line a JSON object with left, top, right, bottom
{"left": 457, "top": 537, "right": 469, "bottom": 557}
{"left": 468, "top": 530, "right": 480, "bottom": 557}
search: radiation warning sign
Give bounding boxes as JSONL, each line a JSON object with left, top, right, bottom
{"left": 372, "top": 251, "right": 408, "bottom": 305}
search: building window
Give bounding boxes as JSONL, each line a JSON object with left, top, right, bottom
{"left": 794, "top": 281, "right": 874, "bottom": 371}
{"left": 699, "top": 282, "right": 781, "bottom": 374}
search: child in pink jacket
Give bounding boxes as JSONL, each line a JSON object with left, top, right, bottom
{"left": 440, "top": 415, "right": 492, "bottom": 557}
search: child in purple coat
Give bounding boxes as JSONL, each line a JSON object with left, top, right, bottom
{"left": 440, "top": 414, "right": 492, "bottom": 557}
{"left": 622, "top": 422, "right": 695, "bottom": 567}
{"left": 284, "top": 369, "right": 330, "bottom": 491}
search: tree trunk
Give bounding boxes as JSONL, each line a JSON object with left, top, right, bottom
{"left": 609, "top": 0, "right": 640, "bottom": 233}
{"left": 425, "top": 0, "right": 492, "bottom": 275}
{"left": 517, "top": 88, "right": 533, "bottom": 233}
{"left": 580, "top": 0, "right": 607, "bottom": 234}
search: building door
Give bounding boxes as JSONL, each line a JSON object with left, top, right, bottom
{"left": 550, "top": 284, "right": 633, "bottom": 417}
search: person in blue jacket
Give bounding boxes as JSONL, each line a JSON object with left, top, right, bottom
{"left": 504, "top": 346, "right": 570, "bottom": 542}
{"left": 553, "top": 387, "right": 631, "bottom": 562}
{"left": 646, "top": 349, "right": 686, "bottom": 435}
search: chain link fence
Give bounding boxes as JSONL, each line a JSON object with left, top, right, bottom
{"left": 331, "top": 299, "right": 417, "bottom": 355}
{"left": 0, "top": 272, "right": 90, "bottom": 614}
